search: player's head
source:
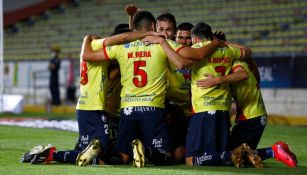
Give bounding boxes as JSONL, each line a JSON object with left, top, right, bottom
{"left": 191, "top": 22, "right": 213, "bottom": 44}
{"left": 132, "top": 11, "right": 156, "bottom": 32}
{"left": 175, "top": 22, "right": 193, "bottom": 46}
{"left": 156, "top": 13, "right": 176, "bottom": 40}
{"left": 114, "top": 23, "right": 129, "bottom": 33}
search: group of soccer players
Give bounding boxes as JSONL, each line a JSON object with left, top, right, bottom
{"left": 21, "top": 5, "right": 297, "bottom": 168}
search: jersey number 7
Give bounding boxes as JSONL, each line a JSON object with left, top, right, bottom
{"left": 133, "top": 60, "right": 147, "bottom": 87}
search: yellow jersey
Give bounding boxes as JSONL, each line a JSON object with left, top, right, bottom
{"left": 76, "top": 39, "right": 109, "bottom": 110}
{"left": 231, "top": 61, "right": 267, "bottom": 120}
{"left": 166, "top": 63, "right": 192, "bottom": 116}
{"left": 191, "top": 41, "right": 243, "bottom": 113}
{"left": 103, "top": 39, "right": 184, "bottom": 108}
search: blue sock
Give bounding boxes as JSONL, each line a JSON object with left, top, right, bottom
{"left": 255, "top": 147, "right": 274, "bottom": 160}
{"left": 193, "top": 151, "right": 231, "bottom": 166}
{"left": 53, "top": 150, "right": 80, "bottom": 164}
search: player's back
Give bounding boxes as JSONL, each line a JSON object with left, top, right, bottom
{"left": 76, "top": 40, "right": 109, "bottom": 110}
{"left": 231, "top": 61, "right": 267, "bottom": 120}
{"left": 191, "top": 41, "right": 242, "bottom": 113}
{"left": 104, "top": 39, "right": 183, "bottom": 108}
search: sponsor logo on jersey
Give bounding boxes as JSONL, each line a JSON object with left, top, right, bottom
{"left": 124, "top": 43, "right": 130, "bottom": 48}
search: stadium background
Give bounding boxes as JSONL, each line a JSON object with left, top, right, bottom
{"left": 1, "top": 0, "right": 307, "bottom": 125}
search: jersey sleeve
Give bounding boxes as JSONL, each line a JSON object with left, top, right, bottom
{"left": 91, "top": 39, "right": 105, "bottom": 51}
{"left": 230, "top": 46, "right": 243, "bottom": 60}
{"left": 103, "top": 44, "right": 120, "bottom": 61}
{"left": 231, "top": 60, "right": 244, "bottom": 72}
{"left": 166, "top": 39, "right": 185, "bottom": 52}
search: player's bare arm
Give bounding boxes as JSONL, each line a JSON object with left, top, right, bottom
{"left": 227, "top": 42, "right": 252, "bottom": 59}
{"left": 105, "top": 31, "right": 162, "bottom": 46}
{"left": 142, "top": 35, "right": 193, "bottom": 68}
{"left": 81, "top": 35, "right": 106, "bottom": 62}
{"left": 178, "top": 37, "right": 225, "bottom": 61}
{"left": 125, "top": 4, "right": 139, "bottom": 29}
{"left": 142, "top": 36, "right": 222, "bottom": 68}
{"left": 81, "top": 31, "right": 163, "bottom": 61}
{"left": 196, "top": 66, "right": 248, "bottom": 89}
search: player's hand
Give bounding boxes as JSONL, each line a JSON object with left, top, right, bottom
{"left": 151, "top": 31, "right": 167, "bottom": 38}
{"left": 196, "top": 74, "right": 221, "bottom": 89}
{"left": 213, "top": 31, "right": 226, "bottom": 41}
{"left": 142, "top": 36, "right": 164, "bottom": 45}
{"left": 125, "top": 4, "right": 139, "bottom": 16}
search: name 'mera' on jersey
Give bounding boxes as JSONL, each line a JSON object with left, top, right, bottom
{"left": 76, "top": 39, "right": 109, "bottom": 110}
{"left": 103, "top": 39, "right": 184, "bottom": 108}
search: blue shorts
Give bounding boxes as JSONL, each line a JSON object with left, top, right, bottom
{"left": 76, "top": 110, "right": 109, "bottom": 150}
{"left": 186, "top": 111, "right": 230, "bottom": 157}
{"left": 228, "top": 115, "right": 267, "bottom": 150}
{"left": 115, "top": 107, "right": 171, "bottom": 157}
{"left": 106, "top": 115, "right": 119, "bottom": 148}
{"left": 165, "top": 103, "right": 190, "bottom": 150}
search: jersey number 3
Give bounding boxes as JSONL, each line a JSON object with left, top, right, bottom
{"left": 80, "top": 61, "right": 88, "bottom": 85}
{"left": 133, "top": 60, "right": 147, "bottom": 87}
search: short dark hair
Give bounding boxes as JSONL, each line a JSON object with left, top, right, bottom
{"left": 110, "top": 28, "right": 132, "bottom": 36}
{"left": 114, "top": 23, "right": 129, "bottom": 33}
{"left": 191, "top": 22, "right": 213, "bottom": 40}
{"left": 176, "top": 22, "right": 194, "bottom": 32}
{"left": 132, "top": 11, "right": 156, "bottom": 30}
{"left": 156, "top": 13, "right": 176, "bottom": 30}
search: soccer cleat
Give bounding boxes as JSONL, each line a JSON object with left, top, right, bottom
{"left": 242, "top": 143, "right": 263, "bottom": 168}
{"left": 20, "top": 144, "right": 45, "bottom": 163}
{"left": 30, "top": 145, "right": 57, "bottom": 164}
{"left": 231, "top": 143, "right": 245, "bottom": 168}
{"left": 76, "top": 139, "right": 101, "bottom": 166}
{"left": 273, "top": 141, "right": 297, "bottom": 164}
{"left": 272, "top": 141, "right": 297, "bottom": 168}
{"left": 132, "top": 139, "right": 145, "bottom": 168}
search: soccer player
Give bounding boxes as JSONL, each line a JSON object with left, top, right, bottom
{"left": 81, "top": 11, "right": 222, "bottom": 167}
{"left": 175, "top": 22, "right": 194, "bottom": 47}
{"left": 156, "top": 13, "right": 177, "bottom": 40}
{"left": 141, "top": 22, "right": 264, "bottom": 168}
{"left": 196, "top": 31, "right": 297, "bottom": 168}
{"left": 20, "top": 29, "right": 166, "bottom": 166}
{"left": 164, "top": 22, "right": 194, "bottom": 162}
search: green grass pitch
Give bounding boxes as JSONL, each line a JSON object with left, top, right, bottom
{"left": 0, "top": 124, "right": 306, "bottom": 175}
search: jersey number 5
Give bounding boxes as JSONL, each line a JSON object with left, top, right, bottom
{"left": 133, "top": 60, "right": 147, "bottom": 87}
{"left": 80, "top": 61, "right": 88, "bottom": 85}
